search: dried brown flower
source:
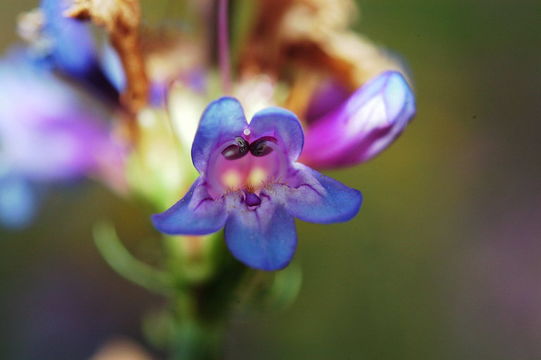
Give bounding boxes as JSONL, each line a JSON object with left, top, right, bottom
{"left": 239, "top": 0, "right": 403, "bottom": 88}
{"left": 66, "top": 0, "right": 149, "bottom": 113}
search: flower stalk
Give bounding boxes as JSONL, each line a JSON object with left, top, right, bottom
{"left": 218, "top": 0, "right": 232, "bottom": 94}
{"left": 164, "top": 233, "right": 249, "bottom": 360}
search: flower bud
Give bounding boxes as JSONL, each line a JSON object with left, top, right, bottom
{"left": 301, "top": 71, "right": 416, "bottom": 169}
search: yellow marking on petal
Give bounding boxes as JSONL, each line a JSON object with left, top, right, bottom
{"left": 222, "top": 170, "right": 242, "bottom": 190}
{"left": 248, "top": 167, "right": 267, "bottom": 188}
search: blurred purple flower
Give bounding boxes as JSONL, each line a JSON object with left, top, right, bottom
{"left": 152, "top": 97, "right": 362, "bottom": 270}
{"left": 0, "top": 55, "right": 110, "bottom": 180}
{"left": 38, "top": 0, "right": 118, "bottom": 100}
{"left": 0, "top": 172, "right": 38, "bottom": 229}
{"left": 40, "top": 0, "right": 97, "bottom": 77}
{"left": 301, "top": 71, "right": 416, "bottom": 169}
{"left": 0, "top": 53, "right": 118, "bottom": 227}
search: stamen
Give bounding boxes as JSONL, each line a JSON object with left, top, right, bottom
{"left": 222, "top": 169, "right": 242, "bottom": 189}
{"left": 222, "top": 137, "right": 249, "bottom": 160}
{"left": 248, "top": 167, "right": 267, "bottom": 188}
{"left": 218, "top": 0, "right": 231, "bottom": 93}
{"left": 250, "top": 136, "right": 277, "bottom": 157}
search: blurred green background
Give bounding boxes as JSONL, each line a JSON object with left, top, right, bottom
{"left": 1, "top": 0, "right": 540, "bottom": 359}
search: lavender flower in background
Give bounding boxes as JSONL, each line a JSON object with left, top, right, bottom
{"left": 153, "top": 97, "right": 362, "bottom": 270}
{"left": 40, "top": 0, "right": 97, "bottom": 77}
{"left": 0, "top": 53, "right": 115, "bottom": 227}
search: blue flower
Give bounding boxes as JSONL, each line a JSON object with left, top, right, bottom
{"left": 152, "top": 97, "right": 362, "bottom": 271}
{"left": 40, "top": 0, "right": 97, "bottom": 77}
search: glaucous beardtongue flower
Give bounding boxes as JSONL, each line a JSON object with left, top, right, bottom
{"left": 152, "top": 97, "right": 362, "bottom": 271}
{"left": 301, "top": 71, "right": 416, "bottom": 169}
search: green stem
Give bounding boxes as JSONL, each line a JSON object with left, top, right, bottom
{"left": 169, "top": 290, "right": 224, "bottom": 360}
{"left": 93, "top": 222, "right": 250, "bottom": 359}
{"left": 93, "top": 222, "right": 172, "bottom": 295}
{"left": 165, "top": 235, "right": 248, "bottom": 360}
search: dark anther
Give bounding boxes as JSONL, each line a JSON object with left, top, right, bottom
{"left": 244, "top": 192, "right": 262, "bottom": 207}
{"left": 222, "top": 137, "right": 249, "bottom": 160}
{"left": 249, "top": 136, "right": 277, "bottom": 157}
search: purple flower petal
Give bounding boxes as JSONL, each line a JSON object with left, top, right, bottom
{"left": 305, "top": 79, "right": 351, "bottom": 124}
{"left": 0, "top": 57, "right": 112, "bottom": 181}
{"left": 301, "top": 71, "right": 416, "bottom": 169}
{"left": 39, "top": 0, "right": 118, "bottom": 99}
{"left": 283, "top": 164, "right": 362, "bottom": 224}
{"left": 152, "top": 178, "right": 228, "bottom": 235}
{"left": 191, "top": 97, "right": 248, "bottom": 173}
{"left": 224, "top": 202, "right": 297, "bottom": 271}
{"left": 249, "top": 107, "right": 304, "bottom": 162}
{"left": 41, "top": 0, "right": 97, "bottom": 77}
